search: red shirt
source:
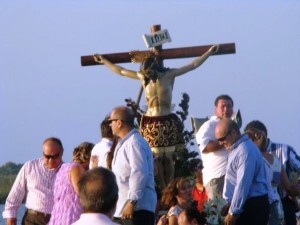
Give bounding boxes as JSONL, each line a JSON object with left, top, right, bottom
{"left": 192, "top": 186, "right": 208, "bottom": 211}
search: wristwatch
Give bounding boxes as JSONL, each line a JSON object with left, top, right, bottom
{"left": 129, "top": 199, "right": 137, "bottom": 206}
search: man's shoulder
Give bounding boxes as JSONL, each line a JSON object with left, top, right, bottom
{"left": 131, "top": 131, "right": 149, "bottom": 144}
{"left": 203, "top": 116, "right": 219, "bottom": 126}
{"left": 25, "top": 158, "right": 42, "bottom": 166}
{"left": 196, "top": 116, "right": 218, "bottom": 135}
{"left": 18, "top": 158, "right": 42, "bottom": 174}
{"left": 127, "top": 131, "right": 152, "bottom": 151}
{"left": 92, "top": 139, "right": 112, "bottom": 152}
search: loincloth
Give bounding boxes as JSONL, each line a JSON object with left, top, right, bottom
{"left": 139, "top": 114, "right": 184, "bottom": 151}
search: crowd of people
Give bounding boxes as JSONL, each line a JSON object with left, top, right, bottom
{"left": 2, "top": 93, "right": 300, "bottom": 225}
{"left": 3, "top": 27, "right": 300, "bottom": 225}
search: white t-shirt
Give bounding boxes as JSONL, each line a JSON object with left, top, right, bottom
{"left": 195, "top": 116, "right": 228, "bottom": 186}
{"left": 89, "top": 138, "right": 113, "bottom": 169}
{"left": 263, "top": 155, "right": 282, "bottom": 203}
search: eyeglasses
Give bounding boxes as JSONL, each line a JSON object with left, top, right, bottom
{"left": 108, "top": 118, "right": 124, "bottom": 124}
{"left": 217, "top": 129, "right": 233, "bottom": 142}
{"left": 43, "top": 152, "right": 60, "bottom": 160}
{"left": 108, "top": 119, "right": 119, "bottom": 123}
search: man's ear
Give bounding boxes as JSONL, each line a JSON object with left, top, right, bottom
{"left": 117, "top": 120, "right": 122, "bottom": 127}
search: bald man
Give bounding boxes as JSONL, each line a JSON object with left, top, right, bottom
{"left": 215, "top": 118, "right": 269, "bottom": 225}
{"left": 109, "top": 106, "right": 156, "bottom": 225}
{"left": 3, "top": 137, "right": 63, "bottom": 225}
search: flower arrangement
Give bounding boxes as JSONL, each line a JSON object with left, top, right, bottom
{"left": 202, "top": 196, "right": 228, "bottom": 225}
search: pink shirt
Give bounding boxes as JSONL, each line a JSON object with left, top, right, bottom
{"left": 2, "top": 158, "right": 61, "bottom": 218}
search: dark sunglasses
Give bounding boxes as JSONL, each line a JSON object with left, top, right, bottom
{"left": 43, "top": 152, "right": 60, "bottom": 160}
{"left": 217, "top": 129, "right": 232, "bottom": 142}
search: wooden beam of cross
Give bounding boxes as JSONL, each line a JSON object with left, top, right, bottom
{"left": 80, "top": 24, "right": 235, "bottom": 66}
{"left": 81, "top": 42, "right": 235, "bottom": 66}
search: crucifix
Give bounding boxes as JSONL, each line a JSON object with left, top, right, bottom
{"left": 81, "top": 24, "right": 235, "bottom": 189}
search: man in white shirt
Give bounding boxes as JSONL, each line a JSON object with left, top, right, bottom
{"left": 195, "top": 95, "right": 234, "bottom": 199}
{"left": 72, "top": 167, "right": 119, "bottom": 225}
{"left": 89, "top": 116, "right": 114, "bottom": 169}
{"left": 109, "top": 106, "right": 157, "bottom": 225}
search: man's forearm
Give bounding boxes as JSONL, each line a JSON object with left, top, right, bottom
{"left": 202, "top": 140, "right": 223, "bottom": 153}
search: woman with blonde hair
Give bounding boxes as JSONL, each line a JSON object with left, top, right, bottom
{"left": 48, "top": 142, "right": 94, "bottom": 225}
{"left": 159, "top": 177, "right": 194, "bottom": 225}
{"left": 245, "top": 122, "right": 296, "bottom": 225}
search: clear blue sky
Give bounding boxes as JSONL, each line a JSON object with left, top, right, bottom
{"left": 1, "top": 0, "right": 299, "bottom": 165}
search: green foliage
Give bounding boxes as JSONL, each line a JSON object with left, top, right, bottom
{"left": 125, "top": 97, "right": 144, "bottom": 126}
{"left": 0, "top": 162, "right": 23, "bottom": 176}
{"left": 0, "top": 162, "right": 23, "bottom": 203}
{"left": 174, "top": 93, "right": 201, "bottom": 178}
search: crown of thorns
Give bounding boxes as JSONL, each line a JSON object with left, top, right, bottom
{"left": 129, "top": 50, "right": 160, "bottom": 63}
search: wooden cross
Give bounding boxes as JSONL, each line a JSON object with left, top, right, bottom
{"left": 81, "top": 24, "right": 235, "bottom": 107}
{"left": 82, "top": 25, "right": 236, "bottom": 189}
{"left": 81, "top": 25, "right": 235, "bottom": 67}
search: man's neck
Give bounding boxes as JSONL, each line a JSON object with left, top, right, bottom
{"left": 118, "top": 127, "right": 134, "bottom": 139}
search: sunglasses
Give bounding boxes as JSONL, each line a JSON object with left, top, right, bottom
{"left": 108, "top": 118, "right": 125, "bottom": 124}
{"left": 217, "top": 129, "right": 232, "bottom": 142}
{"left": 108, "top": 119, "right": 119, "bottom": 123}
{"left": 43, "top": 152, "right": 60, "bottom": 160}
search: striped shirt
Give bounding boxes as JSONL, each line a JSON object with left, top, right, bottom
{"left": 268, "top": 140, "right": 300, "bottom": 197}
{"left": 2, "top": 158, "right": 61, "bottom": 218}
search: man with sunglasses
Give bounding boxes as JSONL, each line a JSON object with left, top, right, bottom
{"left": 2, "top": 137, "right": 63, "bottom": 225}
{"left": 195, "top": 94, "right": 234, "bottom": 200}
{"left": 215, "top": 118, "right": 269, "bottom": 225}
{"left": 109, "top": 106, "right": 156, "bottom": 225}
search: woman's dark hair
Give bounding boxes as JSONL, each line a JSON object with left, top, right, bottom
{"left": 160, "top": 177, "right": 191, "bottom": 210}
{"left": 184, "top": 207, "right": 207, "bottom": 225}
{"left": 106, "top": 136, "right": 119, "bottom": 169}
{"left": 100, "top": 116, "right": 113, "bottom": 139}
{"left": 244, "top": 120, "right": 268, "bottom": 137}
